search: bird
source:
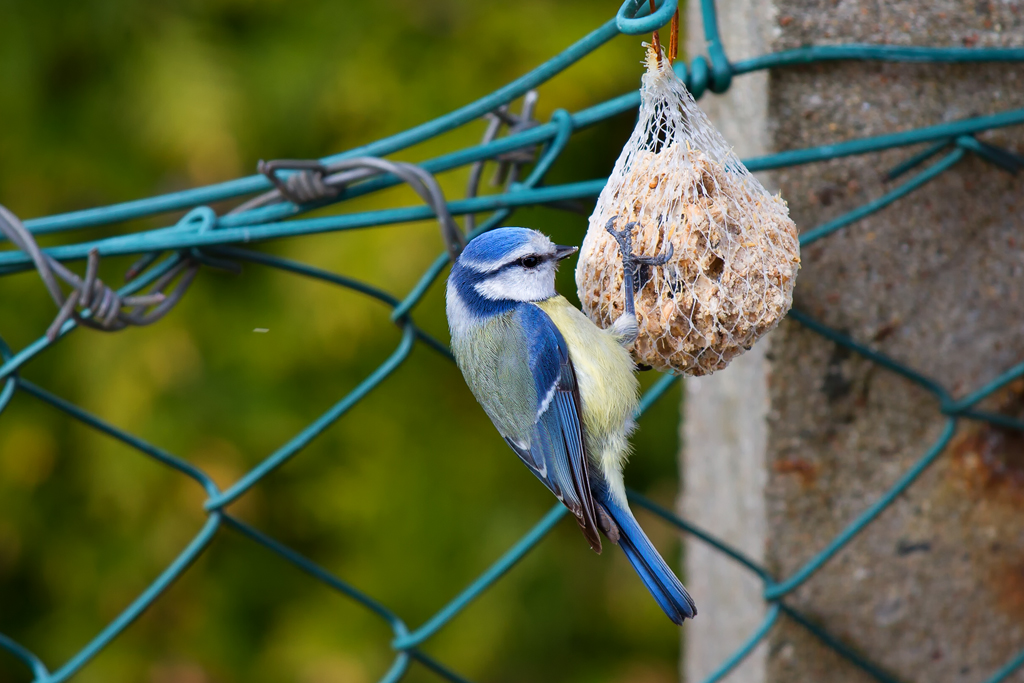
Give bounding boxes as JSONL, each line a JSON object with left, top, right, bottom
{"left": 445, "top": 219, "right": 696, "bottom": 624}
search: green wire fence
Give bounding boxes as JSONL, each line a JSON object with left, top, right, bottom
{"left": 2, "top": 0, "right": 1024, "bottom": 681}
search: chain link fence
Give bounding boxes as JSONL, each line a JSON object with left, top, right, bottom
{"left": 2, "top": 0, "right": 1024, "bottom": 681}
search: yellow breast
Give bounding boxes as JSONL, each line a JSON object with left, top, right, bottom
{"left": 535, "top": 296, "right": 638, "bottom": 482}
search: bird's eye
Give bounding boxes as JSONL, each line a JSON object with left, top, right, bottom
{"left": 520, "top": 256, "right": 539, "bottom": 268}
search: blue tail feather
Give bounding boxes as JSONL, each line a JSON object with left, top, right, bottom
{"left": 598, "top": 492, "right": 697, "bottom": 624}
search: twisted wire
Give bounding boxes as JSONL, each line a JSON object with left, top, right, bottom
{"left": 0, "top": 204, "right": 183, "bottom": 340}
{"left": 2, "top": 0, "right": 1024, "bottom": 681}
{"left": 235, "top": 156, "right": 469, "bottom": 260}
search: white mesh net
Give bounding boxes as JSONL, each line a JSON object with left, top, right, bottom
{"left": 576, "top": 46, "right": 801, "bottom": 376}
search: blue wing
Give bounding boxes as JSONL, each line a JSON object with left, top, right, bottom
{"left": 503, "top": 305, "right": 603, "bottom": 552}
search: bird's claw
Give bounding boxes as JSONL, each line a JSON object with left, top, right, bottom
{"left": 604, "top": 216, "right": 674, "bottom": 346}
{"left": 604, "top": 216, "right": 674, "bottom": 271}
{"left": 637, "top": 244, "right": 674, "bottom": 267}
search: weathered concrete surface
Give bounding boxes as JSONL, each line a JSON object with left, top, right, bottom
{"left": 681, "top": 1, "right": 773, "bottom": 681}
{"left": 683, "top": 1, "right": 1024, "bottom": 682}
{"left": 683, "top": 345, "right": 771, "bottom": 683}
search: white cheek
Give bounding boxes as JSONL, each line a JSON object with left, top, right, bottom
{"left": 475, "top": 264, "right": 557, "bottom": 302}
{"left": 446, "top": 283, "right": 476, "bottom": 340}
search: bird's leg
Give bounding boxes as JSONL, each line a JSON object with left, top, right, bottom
{"left": 605, "top": 216, "right": 674, "bottom": 346}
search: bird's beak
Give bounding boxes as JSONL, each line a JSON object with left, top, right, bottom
{"left": 554, "top": 245, "right": 579, "bottom": 261}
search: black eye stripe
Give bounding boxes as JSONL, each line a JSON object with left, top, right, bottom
{"left": 492, "top": 254, "right": 549, "bottom": 273}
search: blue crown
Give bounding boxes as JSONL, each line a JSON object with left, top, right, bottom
{"left": 459, "top": 227, "right": 535, "bottom": 264}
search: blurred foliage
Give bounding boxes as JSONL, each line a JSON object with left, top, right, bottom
{"left": 0, "top": 1, "right": 687, "bottom": 682}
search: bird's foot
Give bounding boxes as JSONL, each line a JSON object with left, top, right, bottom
{"left": 604, "top": 216, "right": 674, "bottom": 346}
{"left": 604, "top": 216, "right": 674, "bottom": 273}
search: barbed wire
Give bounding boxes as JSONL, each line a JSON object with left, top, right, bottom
{"left": 2, "top": 0, "right": 1024, "bottom": 682}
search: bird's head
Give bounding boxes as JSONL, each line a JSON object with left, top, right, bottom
{"left": 448, "top": 228, "right": 578, "bottom": 313}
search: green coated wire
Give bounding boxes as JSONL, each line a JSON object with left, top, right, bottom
{"left": 0, "top": 633, "right": 50, "bottom": 682}
{"left": 391, "top": 504, "right": 569, "bottom": 651}
{"left": 733, "top": 44, "right": 1024, "bottom": 74}
{"left": 762, "top": 419, "right": 957, "bottom": 601}
{"left": 704, "top": 605, "right": 781, "bottom": 683}
{"left": 984, "top": 648, "right": 1024, "bottom": 683}
{"left": 204, "top": 324, "right": 417, "bottom": 510}
{"left": 3, "top": 0, "right": 1024, "bottom": 681}
{"left": 779, "top": 605, "right": 905, "bottom": 683}
{"left": 0, "top": 253, "right": 186, "bottom": 381}
{"left": 799, "top": 148, "right": 965, "bottom": 245}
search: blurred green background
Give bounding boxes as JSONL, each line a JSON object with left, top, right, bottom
{"left": 0, "top": 1, "right": 687, "bottom": 682}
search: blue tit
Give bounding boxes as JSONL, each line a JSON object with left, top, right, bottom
{"left": 445, "top": 221, "right": 696, "bottom": 624}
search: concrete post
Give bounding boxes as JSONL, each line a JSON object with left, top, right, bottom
{"left": 681, "top": 2, "right": 774, "bottom": 682}
{"left": 682, "top": 2, "right": 1024, "bottom": 682}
